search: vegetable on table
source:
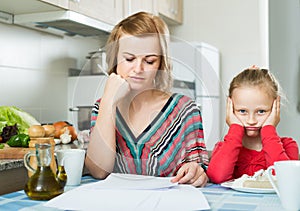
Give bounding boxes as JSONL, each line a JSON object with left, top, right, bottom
{"left": 28, "top": 125, "right": 45, "bottom": 138}
{"left": 0, "top": 106, "right": 40, "bottom": 135}
{"left": 0, "top": 124, "right": 18, "bottom": 142}
{"left": 7, "top": 134, "right": 30, "bottom": 147}
{"left": 53, "top": 121, "right": 77, "bottom": 142}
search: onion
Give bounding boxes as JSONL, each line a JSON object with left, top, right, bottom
{"left": 28, "top": 125, "right": 45, "bottom": 138}
{"left": 42, "top": 124, "right": 55, "bottom": 137}
{"left": 53, "top": 121, "right": 68, "bottom": 138}
{"left": 60, "top": 125, "right": 77, "bottom": 141}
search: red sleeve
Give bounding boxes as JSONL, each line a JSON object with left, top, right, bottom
{"left": 261, "top": 125, "right": 299, "bottom": 166}
{"left": 207, "top": 124, "right": 244, "bottom": 184}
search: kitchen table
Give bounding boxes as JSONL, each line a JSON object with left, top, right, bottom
{"left": 0, "top": 175, "right": 284, "bottom": 211}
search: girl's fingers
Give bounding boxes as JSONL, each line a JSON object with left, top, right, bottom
{"left": 276, "top": 96, "right": 281, "bottom": 117}
{"left": 226, "top": 97, "right": 231, "bottom": 125}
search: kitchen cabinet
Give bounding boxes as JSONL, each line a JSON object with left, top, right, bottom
{"left": 39, "top": 0, "right": 69, "bottom": 9}
{"left": 123, "top": 0, "right": 156, "bottom": 18}
{"left": 157, "top": 0, "right": 183, "bottom": 25}
{"left": 69, "top": 0, "right": 123, "bottom": 25}
{"left": 39, "top": 0, "right": 124, "bottom": 25}
{"left": 123, "top": 0, "right": 183, "bottom": 25}
{"left": 1, "top": 0, "right": 65, "bottom": 14}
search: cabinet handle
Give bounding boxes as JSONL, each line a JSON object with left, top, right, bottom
{"left": 70, "top": 0, "right": 80, "bottom": 2}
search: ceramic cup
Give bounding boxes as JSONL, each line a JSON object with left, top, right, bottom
{"left": 267, "top": 160, "right": 300, "bottom": 211}
{"left": 56, "top": 149, "right": 86, "bottom": 186}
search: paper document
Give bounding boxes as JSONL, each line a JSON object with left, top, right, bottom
{"left": 88, "top": 173, "right": 178, "bottom": 190}
{"left": 44, "top": 173, "right": 210, "bottom": 211}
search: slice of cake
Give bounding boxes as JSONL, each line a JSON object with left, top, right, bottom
{"left": 233, "top": 169, "right": 275, "bottom": 189}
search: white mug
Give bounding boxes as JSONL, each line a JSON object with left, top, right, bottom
{"left": 267, "top": 160, "right": 300, "bottom": 211}
{"left": 56, "top": 149, "right": 86, "bottom": 186}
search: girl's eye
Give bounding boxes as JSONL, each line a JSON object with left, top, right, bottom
{"left": 258, "top": 110, "right": 266, "bottom": 114}
{"left": 238, "top": 109, "right": 247, "bottom": 114}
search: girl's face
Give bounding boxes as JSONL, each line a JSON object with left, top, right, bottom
{"left": 116, "top": 34, "right": 162, "bottom": 91}
{"left": 231, "top": 85, "right": 274, "bottom": 137}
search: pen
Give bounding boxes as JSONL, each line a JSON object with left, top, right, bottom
{"left": 97, "top": 64, "right": 109, "bottom": 77}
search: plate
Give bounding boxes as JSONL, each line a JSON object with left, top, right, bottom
{"left": 221, "top": 180, "right": 276, "bottom": 194}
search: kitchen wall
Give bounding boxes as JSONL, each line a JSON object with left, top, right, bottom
{"left": 269, "top": 0, "right": 300, "bottom": 143}
{"left": 0, "top": 22, "right": 105, "bottom": 124}
{"left": 170, "top": 0, "right": 300, "bottom": 147}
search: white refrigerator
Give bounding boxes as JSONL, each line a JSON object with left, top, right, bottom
{"left": 170, "top": 41, "right": 221, "bottom": 151}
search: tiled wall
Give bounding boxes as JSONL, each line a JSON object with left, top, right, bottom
{"left": 0, "top": 22, "right": 104, "bottom": 124}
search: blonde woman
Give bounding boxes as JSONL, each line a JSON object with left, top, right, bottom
{"left": 85, "top": 12, "right": 209, "bottom": 187}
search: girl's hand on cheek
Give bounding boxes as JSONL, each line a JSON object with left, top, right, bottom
{"left": 263, "top": 97, "right": 281, "bottom": 127}
{"left": 103, "top": 73, "right": 130, "bottom": 105}
{"left": 226, "top": 97, "right": 243, "bottom": 127}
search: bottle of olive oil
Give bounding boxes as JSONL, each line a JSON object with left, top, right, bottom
{"left": 24, "top": 143, "right": 64, "bottom": 200}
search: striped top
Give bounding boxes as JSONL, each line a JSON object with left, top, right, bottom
{"left": 91, "top": 93, "right": 209, "bottom": 177}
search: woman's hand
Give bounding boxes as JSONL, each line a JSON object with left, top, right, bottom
{"left": 171, "top": 162, "right": 208, "bottom": 187}
{"left": 103, "top": 73, "right": 130, "bottom": 105}
{"left": 226, "top": 97, "right": 243, "bottom": 126}
{"left": 263, "top": 96, "right": 281, "bottom": 127}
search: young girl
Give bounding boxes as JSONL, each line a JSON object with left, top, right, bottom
{"left": 207, "top": 67, "right": 299, "bottom": 184}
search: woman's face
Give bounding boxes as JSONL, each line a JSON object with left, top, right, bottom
{"left": 231, "top": 85, "right": 274, "bottom": 137}
{"left": 116, "top": 34, "right": 162, "bottom": 91}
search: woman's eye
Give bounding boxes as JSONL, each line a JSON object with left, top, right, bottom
{"left": 125, "top": 57, "right": 134, "bottom": 62}
{"left": 145, "top": 60, "right": 155, "bottom": 65}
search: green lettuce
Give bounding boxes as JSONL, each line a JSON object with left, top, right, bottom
{"left": 0, "top": 106, "right": 40, "bottom": 134}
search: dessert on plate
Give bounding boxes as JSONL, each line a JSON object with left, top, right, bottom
{"left": 232, "top": 169, "right": 275, "bottom": 189}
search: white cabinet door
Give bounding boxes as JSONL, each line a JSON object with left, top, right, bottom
{"left": 157, "top": 0, "right": 183, "bottom": 24}
{"left": 40, "top": 0, "right": 68, "bottom": 8}
{"left": 123, "top": 0, "right": 155, "bottom": 18}
{"left": 69, "top": 0, "right": 123, "bottom": 25}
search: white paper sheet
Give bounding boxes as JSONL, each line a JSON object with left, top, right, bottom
{"left": 86, "top": 173, "right": 178, "bottom": 190}
{"left": 44, "top": 173, "right": 210, "bottom": 211}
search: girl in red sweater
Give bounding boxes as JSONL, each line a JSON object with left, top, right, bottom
{"left": 207, "top": 67, "right": 299, "bottom": 184}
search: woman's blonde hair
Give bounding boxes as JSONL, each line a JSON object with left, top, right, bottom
{"left": 229, "top": 68, "right": 281, "bottom": 99}
{"left": 105, "top": 11, "right": 172, "bottom": 92}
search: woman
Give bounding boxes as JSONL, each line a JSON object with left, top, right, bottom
{"left": 85, "top": 12, "right": 209, "bottom": 187}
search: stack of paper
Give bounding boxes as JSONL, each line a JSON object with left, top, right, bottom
{"left": 44, "top": 173, "right": 210, "bottom": 211}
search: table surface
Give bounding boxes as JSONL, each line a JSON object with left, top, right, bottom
{"left": 0, "top": 175, "right": 284, "bottom": 211}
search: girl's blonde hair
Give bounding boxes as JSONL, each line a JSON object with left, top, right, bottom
{"left": 105, "top": 11, "right": 172, "bottom": 92}
{"left": 229, "top": 68, "right": 281, "bottom": 99}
